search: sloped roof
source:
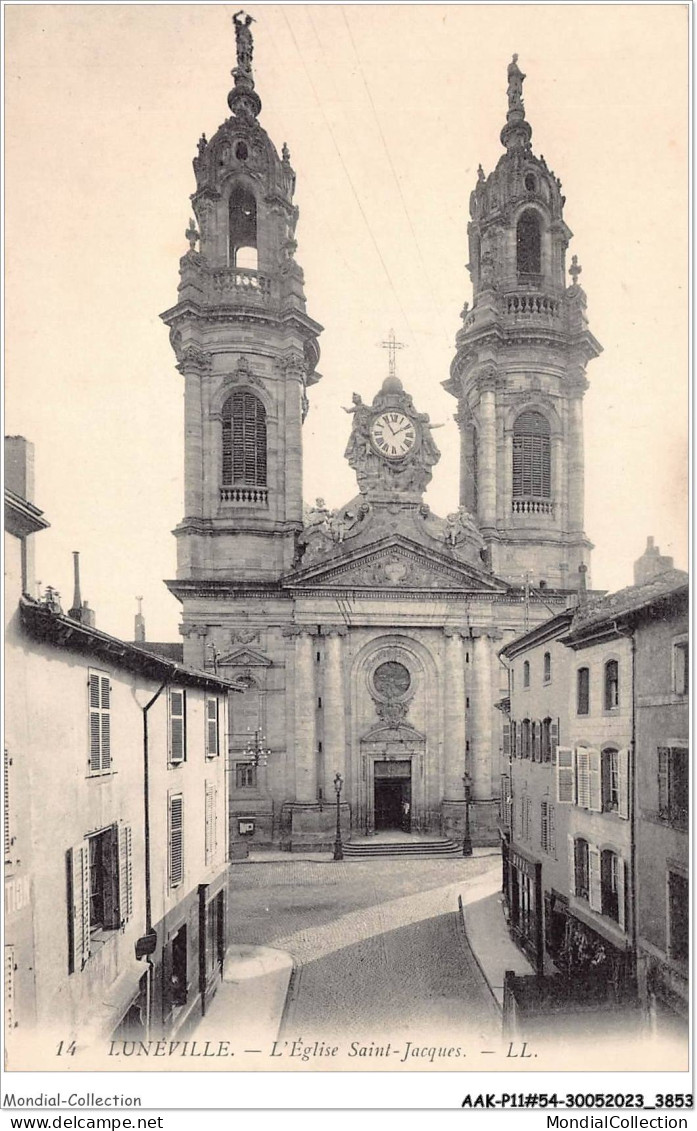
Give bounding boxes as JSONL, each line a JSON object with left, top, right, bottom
{"left": 564, "top": 569, "right": 688, "bottom": 643}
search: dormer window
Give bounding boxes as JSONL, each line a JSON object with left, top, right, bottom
{"left": 229, "top": 185, "right": 257, "bottom": 269}
{"left": 516, "top": 209, "right": 541, "bottom": 275}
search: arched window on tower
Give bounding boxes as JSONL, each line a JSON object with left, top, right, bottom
{"left": 229, "top": 185, "right": 258, "bottom": 270}
{"left": 516, "top": 209, "right": 541, "bottom": 276}
{"left": 512, "top": 411, "right": 551, "bottom": 499}
{"left": 222, "top": 391, "right": 267, "bottom": 486}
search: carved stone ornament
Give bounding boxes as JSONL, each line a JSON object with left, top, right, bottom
{"left": 343, "top": 376, "right": 441, "bottom": 502}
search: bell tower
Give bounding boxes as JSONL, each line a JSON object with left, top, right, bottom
{"left": 162, "top": 13, "right": 322, "bottom": 595}
{"left": 444, "top": 56, "right": 601, "bottom": 590}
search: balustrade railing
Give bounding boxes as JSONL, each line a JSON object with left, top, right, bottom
{"left": 512, "top": 498, "right": 555, "bottom": 516}
{"left": 210, "top": 268, "right": 272, "bottom": 302}
{"left": 505, "top": 293, "right": 560, "bottom": 318}
{"left": 220, "top": 485, "right": 269, "bottom": 505}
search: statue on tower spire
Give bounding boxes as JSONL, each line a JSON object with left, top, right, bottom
{"left": 228, "top": 10, "right": 262, "bottom": 121}
{"left": 500, "top": 52, "right": 532, "bottom": 152}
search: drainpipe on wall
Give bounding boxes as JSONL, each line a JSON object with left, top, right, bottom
{"left": 136, "top": 678, "right": 169, "bottom": 1039}
{"left": 613, "top": 622, "right": 637, "bottom": 991}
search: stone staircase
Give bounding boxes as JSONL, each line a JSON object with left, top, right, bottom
{"left": 342, "top": 836, "right": 463, "bottom": 860}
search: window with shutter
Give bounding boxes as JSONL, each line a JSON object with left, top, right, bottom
{"left": 543, "top": 651, "right": 552, "bottom": 683}
{"left": 657, "top": 746, "right": 688, "bottom": 829}
{"left": 574, "top": 837, "right": 590, "bottom": 901}
{"left": 577, "top": 667, "right": 590, "bottom": 715}
{"left": 548, "top": 803, "right": 556, "bottom": 854}
{"left": 604, "top": 660, "right": 619, "bottom": 710}
{"left": 169, "top": 794, "right": 184, "bottom": 888}
{"left": 169, "top": 690, "right": 187, "bottom": 764}
{"left": 88, "top": 670, "right": 112, "bottom": 775}
{"left": 117, "top": 824, "right": 133, "bottom": 924}
{"left": 512, "top": 411, "right": 551, "bottom": 498}
{"left": 576, "top": 747, "right": 591, "bottom": 809}
{"left": 550, "top": 719, "right": 559, "bottom": 763}
{"left": 600, "top": 849, "right": 622, "bottom": 924}
{"left": 617, "top": 747, "right": 630, "bottom": 820}
{"left": 68, "top": 842, "right": 91, "bottom": 973}
{"left": 204, "top": 782, "right": 218, "bottom": 865}
{"left": 221, "top": 391, "right": 267, "bottom": 486}
{"left": 673, "top": 640, "right": 689, "bottom": 696}
{"left": 668, "top": 871, "right": 689, "bottom": 963}
{"left": 557, "top": 747, "right": 575, "bottom": 802}
{"left": 588, "top": 748, "right": 602, "bottom": 812}
{"left": 588, "top": 846, "right": 602, "bottom": 912}
{"left": 540, "top": 800, "right": 549, "bottom": 851}
{"left": 502, "top": 722, "right": 511, "bottom": 759}
{"left": 206, "top": 698, "right": 219, "bottom": 757}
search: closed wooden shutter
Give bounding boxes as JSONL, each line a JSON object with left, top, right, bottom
{"left": 548, "top": 803, "right": 556, "bottom": 853}
{"left": 88, "top": 671, "right": 111, "bottom": 773}
{"left": 502, "top": 722, "right": 511, "bottom": 758}
{"left": 169, "top": 691, "right": 186, "bottom": 764}
{"left": 576, "top": 747, "right": 590, "bottom": 809}
{"left": 204, "top": 782, "right": 217, "bottom": 864}
{"left": 618, "top": 747, "right": 630, "bottom": 820}
{"left": 4, "top": 946, "right": 16, "bottom": 1031}
{"left": 540, "top": 800, "right": 549, "bottom": 851}
{"left": 223, "top": 391, "right": 267, "bottom": 486}
{"left": 588, "top": 748, "right": 602, "bottom": 812}
{"left": 557, "top": 747, "right": 575, "bottom": 803}
{"left": 568, "top": 834, "right": 576, "bottom": 895}
{"left": 69, "top": 842, "right": 91, "bottom": 972}
{"left": 616, "top": 857, "right": 626, "bottom": 932}
{"left": 169, "top": 795, "right": 184, "bottom": 887}
{"left": 206, "top": 698, "right": 219, "bottom": 757}
{"left": 657, "top": 746, "right": 669, "bottom": 818}
{"left": 550, "top": 719, "right": 559, "bottom": 763}
{"left": 589, "top": 845, "right": 602, "bottom": 912}
{"left": 117, "top": 824, "right": 133, "bottom": 923}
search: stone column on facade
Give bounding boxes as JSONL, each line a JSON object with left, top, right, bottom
{"left": 478, "top": 376, "right": 497, "bottom": 530}
{"left": 282, "top": 352, "right": 305, "bottom": 527}
{"left": 177, "top": 347, "right": 211, "bottom": 518}
{"left": 322, "top": 627, "right": 347, "bottom": 794}
{"left": 293, "top": 629, "right": 317, "bottom": 802}
{"left": 443, "top": 628, "right": 467, "bottom": 800}
{"left": 470, "top": 629, "right": 493, "bottom": 800}
{"left": 567, "top": 380, "right": 587, "bottom": 535}
{"left": 454, "top": 409, "right": 471, "bottom": 511}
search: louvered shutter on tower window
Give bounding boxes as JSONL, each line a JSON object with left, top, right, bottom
{"left": 225, "top": 391, "right": 267, "bottom": 485}
{"left": 169, "top": 795, "right": 184, "bottom": 887}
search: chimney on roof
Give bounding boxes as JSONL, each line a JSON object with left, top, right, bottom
{"left": 68, "top": 552, "right": 96, "bottom": 627}
{"left": 4, "top": 435, "right": 35, "bottom": 502}
{"left": 634, "top": 536, "right": 674, "bottom": 586}
{"left": 135, "top": 596, "right": 146, "bottom": 643}
{"left": 577, "top": 563, "right": 588, "bottom": 606}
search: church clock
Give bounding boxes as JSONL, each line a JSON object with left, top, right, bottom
{"left": 370, "top": 411, "right": 416, "bottom": 459}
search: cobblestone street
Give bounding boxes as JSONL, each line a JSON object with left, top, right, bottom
{"left": 227, "top": 854, "right": 501, "bottom": 1048}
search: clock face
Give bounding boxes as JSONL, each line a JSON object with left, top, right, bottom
{"left": 370, "top": 411, "right": 416, "bottom": 459}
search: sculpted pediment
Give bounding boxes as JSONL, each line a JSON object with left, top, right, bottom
{"left": 217, "top": 645, "right": 272, "bottom": 668}
{"left": 285, "top": 536, "right": 505, "bottom": 593}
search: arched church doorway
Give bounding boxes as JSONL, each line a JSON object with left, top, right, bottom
{"left": 374, "top": 759, "right": 412, "bottom": 832}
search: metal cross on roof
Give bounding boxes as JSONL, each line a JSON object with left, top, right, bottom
{"left": 380, "top": 328, "right": 406, "bottom": 379}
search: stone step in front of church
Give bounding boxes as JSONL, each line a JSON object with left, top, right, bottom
{"left": 342, "top": 837, "right": 463, "bottom": 859}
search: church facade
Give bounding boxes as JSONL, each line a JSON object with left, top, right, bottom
{"left": 161, "top": 21, "right": 601, "bottom": 850}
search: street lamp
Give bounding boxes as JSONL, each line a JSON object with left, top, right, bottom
{"left": 243, "top": 729, "right": 272, "bottom": 769}
{"left": 333, "top": 772, "right": 344, "bottom": 862}
{"left": 462, "top": 771, "right": 473, "bottom": 857}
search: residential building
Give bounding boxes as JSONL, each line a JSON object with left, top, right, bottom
{"left": 499, "top": 609, "right": 575, "bottom": 973}
{"left": 5, "top": 437, "right": 238, "bottom": 1068}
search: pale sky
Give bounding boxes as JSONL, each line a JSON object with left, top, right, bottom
{"left": 5, "top": 3, "right": 688, "bottom": 642}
